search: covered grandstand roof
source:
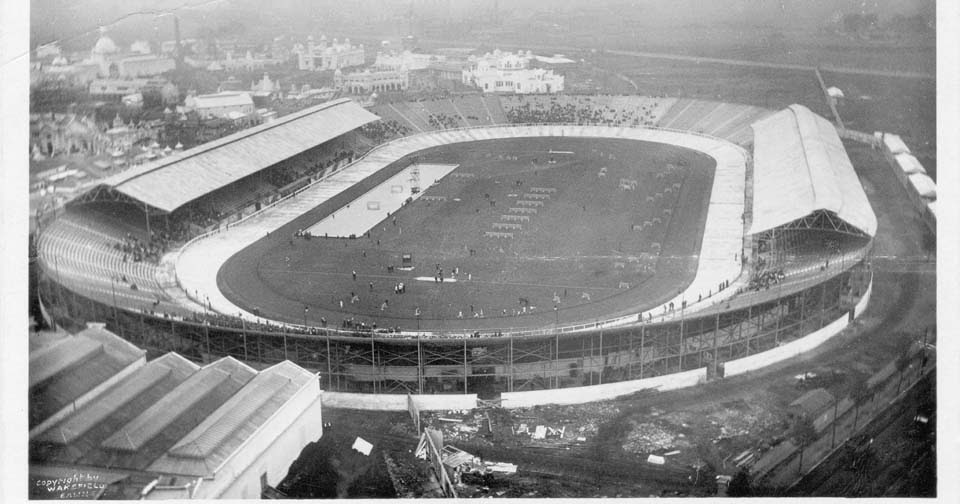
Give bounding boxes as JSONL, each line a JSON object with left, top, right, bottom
{"left": 102, "top": 98, "right": 379, "bottom": 212}
{"left": 748, "top": 104, "right": 877, "bottom": 237}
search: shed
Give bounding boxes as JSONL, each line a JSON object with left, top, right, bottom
{"left": 908, "top": 173, "right": 937, "bottom": 200}
{"left": 895, "top": 153, "right": 927, "bottom": 175}
{"left": 882, "top": 133, "right": 910, "bottom": 155}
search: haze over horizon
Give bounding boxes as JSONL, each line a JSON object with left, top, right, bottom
{"left": 31, "top": 0, "right": 935, "bottom": 51}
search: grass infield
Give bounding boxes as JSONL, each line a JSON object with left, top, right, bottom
{"left": 218, "top": 136, "right": 715, "bottom": 332}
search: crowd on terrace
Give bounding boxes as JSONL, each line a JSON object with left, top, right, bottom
{"left": 264, "top": 149, "right": 356, "bottom": 190}
{"left": 505, "top": 97, "right": 661, "bottom": 127}
{"left": 359, "top": 120, "right": 410, "bottom": 143}
{"left": 749, "top": 268, "right": 786, "bottom": 291}
{"left": 115, "top": 229, "right": 183, "bottom": 263}
{"left": 427, "top": 112, "right": 460, "bottom": 129}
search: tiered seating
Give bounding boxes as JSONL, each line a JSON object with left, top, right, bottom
{"left": 482, "top": 95, "right": 508, "bottom": 124}
{"left": 205, "top": 178, "right": 276, "bottom": 215}
{"left": 687, "top": 102, "right": 737, "bottom": 133}
{"left": 453, "top": 95, "right": 495, "bottom": 126}
{"left": 37, "top": 209, "right": 182, "bottom": 313}
{"left": 501, "top": 95, "right": 677, "bottom": 127}
{"left": 663, "top": 100, "right": 724, "bottom": 131}
{"left": 419, "top": 99, "right": 467, "bottom": 129}
{"left": 390, "top": 102, "right": 433, "bottom": 132}
{"left": 716, "top": 108, "right": 775, "bottom": 146}
{"left": 370, "top": 103, "right": 422, "bottom": 133}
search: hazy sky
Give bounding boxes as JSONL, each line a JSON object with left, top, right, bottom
{"left": 30, "top": 0, "right": 935, "bottom": 50}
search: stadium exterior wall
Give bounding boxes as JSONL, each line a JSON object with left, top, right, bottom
{"left": 37, "top": 260, "right": 872, "bottom": 399}
{"left": 499, "top": 367, "right": 707, "bottom": 408}
{"left": 721, "top": 277, "right": 871, "bottom": 377}
{"left": 321, "top": 392, "right": 479, "bottom": 411}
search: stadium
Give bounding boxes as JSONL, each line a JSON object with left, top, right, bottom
{"left": 35, "top": 94, "right": 877, "bottom": 402}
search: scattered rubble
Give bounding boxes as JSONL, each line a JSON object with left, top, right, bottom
{"left": 622, "top": 420, "right": 692, "bottom": 454}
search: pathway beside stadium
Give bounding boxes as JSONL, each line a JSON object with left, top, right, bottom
{"left": 175, "top": 125, "right": 748, "bottom": 334}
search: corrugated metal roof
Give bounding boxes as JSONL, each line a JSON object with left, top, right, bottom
{"left": 29, "top": 336, "right": 103, "bottom": 389}
{"left": 101, "top": 368, "right": 232, "bottom": 452}
{"left": 748, "top": 104, "right": 877, "bottom": 237}
{"left": 192, "top": 91, "right": 253, "bottom": 109}
{"left": 167, "top": 373, "right": 288, "bottom": 458}
{"left": 35, "top": 355, "right": 199, "bottom": 445}
{"left": 29, "top": 327, "right": 146, "bottom": 429}
{"left": 149, "top": 361, "right": 315, "bottom": 476}
{"left": 29, "top": 329, "right": 71, "bottom": 353}
{"left": 103, "top": 98, "right": 379, "bottom": 212}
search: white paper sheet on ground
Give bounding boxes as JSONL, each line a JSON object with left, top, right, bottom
{"left": 352, "top": 436, "right": 373, "bottom": 456}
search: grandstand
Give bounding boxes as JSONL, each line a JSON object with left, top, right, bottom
{"left": 34, "top": 94, "right": 879, "bottom": 400}
{"left": 29, "top": 324, "right": 323, "bottom": 499}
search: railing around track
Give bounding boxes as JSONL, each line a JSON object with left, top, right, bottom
{"left": 170, "top": 123, "right": 752, "bottom": 338}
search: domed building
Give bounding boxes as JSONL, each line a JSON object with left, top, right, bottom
{"left": 86, "top": 27, "right": 175, "bottom": 79}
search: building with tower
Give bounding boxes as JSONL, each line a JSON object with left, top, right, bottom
{"left": 462, "top": 49, "right": 564, "bottom": 94}
{"left": 334, "top": 66, "right": 409, "bottom": 95}
{"left": 293, "top": 35, "right": 365, "bottom": 71}
{"left": 87, "top": 27, "right": 175, "bottom": 79}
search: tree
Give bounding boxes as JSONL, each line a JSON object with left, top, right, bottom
{"left": 894, "top": 342, "right": 914, "bottom": 395}
{"left": 726, "top": 468, "right": 752, "bottom": 497}
{"left": 791, "top": 416, "right": 818, "bottom": 475}
{"left": 849, "top": 375, "right": 871, "bottom": 432}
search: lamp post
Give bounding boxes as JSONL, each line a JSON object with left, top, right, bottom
{"left": 554, "top": 304, "right": 559, "bottom": 328}
{"left": 303, "top": 305, "right": 309, "bottom": 328}
{"left": 110, "top": 275, "right": 119, "bottom": 332}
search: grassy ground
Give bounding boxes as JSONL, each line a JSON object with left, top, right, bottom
{"left": 825, "top": 71, "right": 937, "bottom": 164}
{"left": 591, "top": 54, "right": 830, "bottom": 116}
{"left": 220, "top": 136, "right": 714, "bottom": 331}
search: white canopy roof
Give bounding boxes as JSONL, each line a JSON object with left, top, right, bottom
{"left": 908, "top": 173, "right": 937, "bottom": 199}
{"left": 748, "top": 104, "right": 877, "bottom": 237}
{"left": 102, "top": 98, "right": 378, "bottom": 212}
{"left": 895, "top": 152, "right": 927, "bottom": 175}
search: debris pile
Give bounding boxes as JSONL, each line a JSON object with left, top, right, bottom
{"left": 421, "top": 410, "right": 492, "bottom": 444}
{"left": 622, "top": 420, "right": 692, "bottom": 454}
{"left": 707, "top": 407, "right": 779, "bottom": 438}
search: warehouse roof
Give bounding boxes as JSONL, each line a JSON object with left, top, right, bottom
{"left": 148, "top": 360, "right": 316, "bottom": 477}
{"left": 101, "top": 98, "right": 379, "bottom": 212}
{"left": 29, "top": 324, "right": 145, "bottom": 430}
{"left": 748, "top": 104, "right": 877, "bottom": 237}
